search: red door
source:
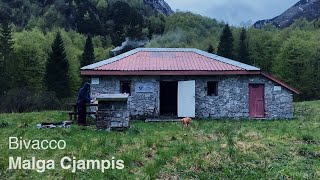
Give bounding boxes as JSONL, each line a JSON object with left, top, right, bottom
{"left": 249, "top": 84, "right": 265, "bottom": 118}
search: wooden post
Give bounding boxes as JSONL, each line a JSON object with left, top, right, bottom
{"left": 74, "top": 104, "right": 77, "bottom": 121}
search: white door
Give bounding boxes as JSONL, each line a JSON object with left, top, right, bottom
{"left": 178, "top": 80, "right": 196, "bottom": 117}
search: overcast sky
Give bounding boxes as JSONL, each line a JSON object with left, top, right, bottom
{"left": 165, "top": 0, "right": 298, "bottom": 26}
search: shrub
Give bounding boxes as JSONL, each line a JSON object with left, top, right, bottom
{"left": 0, "top": 122, "right": 9, "bottom": 128}
{"left": 0, "top": 87, "right": 65, "bottom": 113}
{"left": 300, "top": 134, "right": 316, "bottom": 144}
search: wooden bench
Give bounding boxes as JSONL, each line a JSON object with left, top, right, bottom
{"left": 68, "top": 104, "right": 98, "bottom": 121}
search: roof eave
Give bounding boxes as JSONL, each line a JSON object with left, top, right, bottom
{"left": 80, "top": 70, "right": 261, "bottom": 76}
{"left": 261, "top": 72, "right": 300, "bottom": 94}
{"left": 81, "top": 70, "right": 300, "bottom": 94}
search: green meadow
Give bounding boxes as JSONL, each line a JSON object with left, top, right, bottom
{"left": 0, "top": 101, "right": 319, "bottom": 179}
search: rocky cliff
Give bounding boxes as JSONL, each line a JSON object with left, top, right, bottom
{"left": 254, "top": 0, "right": 320, "bottom": 29}
{"left": 144, "top": 0, "right": 174, "bottom": 15}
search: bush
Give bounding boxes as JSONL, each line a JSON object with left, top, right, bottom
{"left": 0, "top": 87, "right": 67, "bottom": 113}
{"left": 0, "top": 122, "right": 9, "bottom": 128}
{"left": 300, "top": 133, "right": 316, "bottom": 144}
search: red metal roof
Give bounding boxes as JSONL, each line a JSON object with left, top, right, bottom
{"left": 95, "top": 51, "right": 244, "bottom": 71}
{"left": 80, "top": 48, "right": 299, "bottom": 94}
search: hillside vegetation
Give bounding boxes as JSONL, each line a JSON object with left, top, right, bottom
{"left": 0, "top": 1, "right": 319, "bottom": 113}
{"left": 0, "top": 101, "right": 319, "bottom": 179}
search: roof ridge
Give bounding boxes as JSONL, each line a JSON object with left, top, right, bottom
{"left": 81, "top": 48, "right": 198, "bottom": 70}
{"left": 192, "top": 49, "right": 260, "bottom": 71}
{"left": 137, "top": 48, "right": 198, "bottom": 52}
{"left": 138, "top": 48, "right": 260, "bottom": 71}
{"left": 81, "top": 49, "right": 141, "bottom": 70}
{"left": 81, "top": 48, "right": 260, "bottom": 71}
{"left": 193, "top": 52, "right": 245, "bottom": 70}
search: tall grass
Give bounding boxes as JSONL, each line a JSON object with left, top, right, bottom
{"left": 0, "top": 101, "right": 319, "bottom": 179}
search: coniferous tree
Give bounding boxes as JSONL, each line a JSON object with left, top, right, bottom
{"left": 0, "top": 21, "right": 14, "bottom": 62}
{"left": 81, "top": 35, "right": 95, "bottom": 84}
{"left": 0, "top": 21, "right": 14, "bottom": 95}
{"left": 238, "top": 28, "right": 250, "bottom": 64}
{"left": 207, "top": 44, "right": 215, "bottom": 54}
{"left": 44, "top": 32, "right": 71, "bottom": 99}
{"left": 81, "top": 35, "right": 95, "bottom": 67}
{"left": 217, "top": 24, "right": 234, "bottom": 59}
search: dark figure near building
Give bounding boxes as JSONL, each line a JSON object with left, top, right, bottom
{"left": 77, "top": 82, "right": 91, "bottom": 125}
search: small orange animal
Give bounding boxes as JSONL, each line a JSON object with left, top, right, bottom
{"left": 180, "top": 117, "right": 192, "bottom": 127}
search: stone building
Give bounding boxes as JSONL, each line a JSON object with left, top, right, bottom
{"left": 81, "top": 48, "right": 299, "bottom": 119}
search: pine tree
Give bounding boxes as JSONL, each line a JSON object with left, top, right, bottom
{"left": 81, "top": 35, "right": 95, "bottom": 83}
{"left": 207, "top": 44, "right": 215, "bottom": 54}
{"left": 81, "top": 35, "right": 95, "bottom": 67}
{"left": 44, "top": 32, "right": 71, "bottom": 99}
{"left": 238, "top": 28, "right": 250, "bottom": 64}
{"left": 217, "top": 24, "right": 234, "bottom": 59}
{"left": 0, "top": 21, "right": 14, "bottom": 63}
{"left": 0, "top": 21, "right": 14, "bottom": 95}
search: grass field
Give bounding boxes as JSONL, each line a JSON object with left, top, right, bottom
{"left": 0, "top": 101, "right": 319, "bottom": 179}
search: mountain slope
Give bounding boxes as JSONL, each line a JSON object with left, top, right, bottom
{"left": 144, "top": 0, "right": 174, "bottom": 15}
{"left": 254, "top": 0, "right": 320, "bottom": 29}
{"left": 0, "top": 0, "right": 171, "bottom": 31}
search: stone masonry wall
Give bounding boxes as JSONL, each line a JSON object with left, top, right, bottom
{"left": 91, "top": 76, "right": 159, "bottom": 117}
{"left": 195, "top": 76, "right": 249, "bottom": 118}
{"left": 195, "top": 75, "right": 293, "bottom": 119}
{"left": 91, "top": 75, "right": 294, "bottom": 119}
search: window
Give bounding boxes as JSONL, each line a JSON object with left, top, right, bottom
{"left": 207, "top": 81, "right": 218, "bottom": 96}
{"left": 121, "top": 81, "right": 131, "bottom": 94}
{"left": 91, "top": 77, "right": 100, "bottom": 85}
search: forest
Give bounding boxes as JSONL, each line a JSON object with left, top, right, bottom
{"left": 0, "top": 0, "right": 319, "bottom": 112}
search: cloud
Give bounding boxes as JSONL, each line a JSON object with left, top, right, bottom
{"left": 166, "top": 0, "right": 297, "bottom": 26}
